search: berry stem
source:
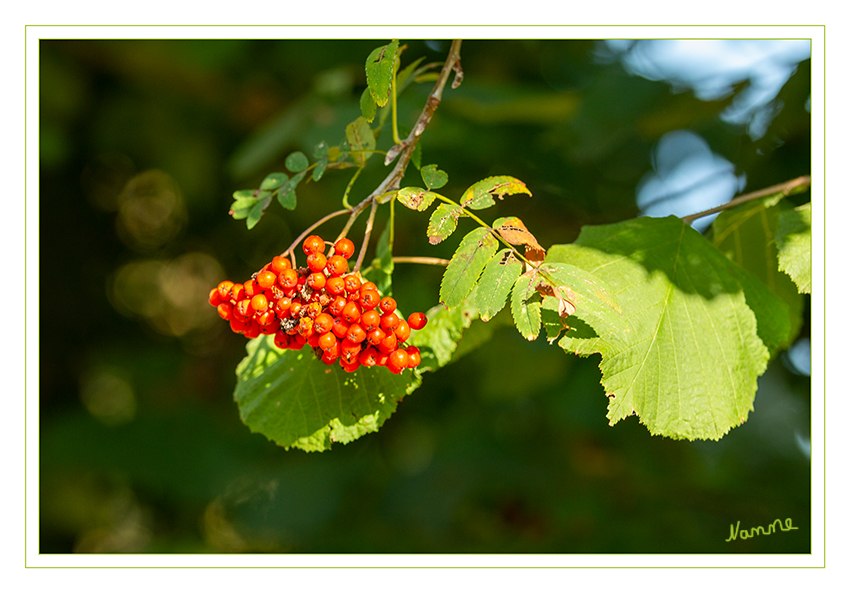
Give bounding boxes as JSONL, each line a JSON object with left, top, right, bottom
{"left": 283, "top": 208, "right": 349, "bottom": 259}
{"left": 391, "top": 256, "right": 450, "bottom": 266}
{"left": 354, "top": 198, "right": 380, "bottom": 273}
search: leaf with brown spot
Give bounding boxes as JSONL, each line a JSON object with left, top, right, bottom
{"left": 460, "top": 176, "right": 532, "bottom": 210}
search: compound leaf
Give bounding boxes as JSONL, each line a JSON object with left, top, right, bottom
{"left": 440, "top": 227, "right": 499, "bottom": 308}
{"left": 546, "top": 216, "right": 790, "bottom": 441}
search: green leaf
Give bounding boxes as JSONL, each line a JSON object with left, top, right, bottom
{"left": 396, "top": 56, "right": 426, "bottom": 94}
{"left": 440, "top": 227, "right": 499, "bottom": 308}
{"left": 427, "top": 203, "right": 464, "bottom": 245}
{"left": 420, "top": 164, "right": 448, "bottom": 190}
{"left": 312, "top": 158, "right": 328, "bottom": 182}
{"left": 234, "top": 337, "right": 421, "bottom": 452}
{"left": 710, "top": 194, "right": 804, "bottom": 348}
{"left": 278, "top": 171, "right": 305, "bottom": 210}
{"left": 285, "top": 151, "right": 309, "bottom": 173}
{"left": 546, "top": 216, "right": 790, "bottom": 441}
{"left": 345, "top": 117, "right": 376, "bottom": 167}
{"left": 460, "top": 176, "right": 532, "bottom": 210}
{"left": 511, "top": 273, "right": 542, "bottom": 341}
{"left": 232, "top": 189, "right": 256, "bottom": 200}
{"left": 396, "top": 187, "right": 441, "bottom": 212}
{"left": 313, "top": 141, "right": 329, "bottom": 160}
{"left": 476, "top": 249, "right": 522, "bottom": 322}
{"left": 246, "top": 201, "right": 265, "bottom": 229}
{"left": 260, "top": 172, "right": 288, "bottom": 191}
{"left": 411, "top": 142, "right": 422, "bottom": 170}
{"left": 775, "top": 202, "right": 812, "bottom": 294}
{"left": 365, "top": 40, "right": 399, "bottom": 107}
{"left": 538, "top": 262, "right": 630, "bottom": 349}
{"left": 360, "top": 87, "right": 378, "bottom": 123}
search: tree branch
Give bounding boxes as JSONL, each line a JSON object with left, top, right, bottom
{"left": 681, "top": 175, "right": 811, "bottom": 225}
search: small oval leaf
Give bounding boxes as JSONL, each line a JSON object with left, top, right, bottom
{"left": 285, "top": 151, "right": 309, "bottom": 173}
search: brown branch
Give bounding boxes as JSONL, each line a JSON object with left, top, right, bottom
{"left": 681, "top": 175, "right": 811, "bottom": 225}
{"left": 391, "top": 256, "right": 450, "bottom": 266}
{"left": 353, "top": 198, "right": 379, "bottom": 273}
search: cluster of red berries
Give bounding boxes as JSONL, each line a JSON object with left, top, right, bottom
{"left": 208, "top": 234, "right": 428, "bottom": 374}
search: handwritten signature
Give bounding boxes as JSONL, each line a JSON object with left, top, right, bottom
{"left": 726, "top": 518, "right": 799, "bottom": 542}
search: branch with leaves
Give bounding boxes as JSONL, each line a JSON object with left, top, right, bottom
{"left": 214, "top": 39, "right": 813, "bottom": 451}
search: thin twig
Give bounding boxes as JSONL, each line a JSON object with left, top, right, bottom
{"left": 283, "top": 208, "right": 349, "bottom": 257}
{"left": 681, "top": 175, "right": 811, "bottom": 225}
{"left": 391, "top": 256, "right": 450, "bottom": 266}
{"left": 354, "top": 198, "right": 379, "bottom": 273}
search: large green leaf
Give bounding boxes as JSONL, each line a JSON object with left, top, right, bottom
{"left": 775, "top": 202, "right": 812, "bottom": 294}
{"left": 710, "top": 194, "right": 804, "bottom": 349}
{"left": 234, "top": 338, "right": 421, "bottom": 452}
{"left": 439, "top": 227, "right": 499, "bottom": 308}
{"left": 234, "top": 289, "right": 484, "bottom": 452}
{"left": 546, "top": 216, "right": 790, "bottom": 441}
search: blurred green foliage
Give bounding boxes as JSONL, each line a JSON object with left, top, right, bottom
{"left": 39, "top": 38, "right": 811, "bottom": 555}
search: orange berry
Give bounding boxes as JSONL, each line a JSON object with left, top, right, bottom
{"left": 346, "top": 323, "right": 367, "bottom": 344}
{"left": 307, "top": 272, "right": 327, "bottom": 290}
{"left": 216, "top": 302, "right": 233, "bottom": 320}
{"left": 359, "top": 346, "right": 379, "bottom": 367}
{"left": 209, "top": 287, "right": 223, "bottom": 307}
{"left": 230, "top": 283, "right": 246, "bottom": 302}
{"left": 359, "top": 289, "right": 380, "bottom": 310}
{"left": 379, "top": 296, "right": 397, "bottom": 314}
{"left": 230, "top": 317, "right": 248, "bottom": 334}
{"left": 318, "top": 332, "right": 338, "bottom": 351}
{"left": 367, "top": 328, "right": 386, "bottom": 346}
{"left": 326, "top": 276, "right": 346, "bottom": 295}
{"left": 360, "top": 280, "right": 378, "bottom": 293}
{"left": 217, "top": 280, "right": 235, "bottom": 301}
{"left": 307, "top": 252, "right": 327, "bottom": 273}
{"left": 332, "top": 317, "right": 350, "bottom": 339}
{"left": 343, "top": 275, "right": 361, "bottom": 293}
{"left": 278, "top": 269, "right": 299, "bottom": 290}
{"left": 289, "top": 300, "right": 303, "bottom": 318}
{"left": 236, "top": 299, "right": 254, "bottom": 318}
{"left": 341, "top": 358, "right": 361, "bottom": 373}
{"left": 394, "top": 319, "right": 410, "bottom": 342}
{"left": 256, "top": 270, "right": 277, "bottom": 290}
{"left": 406, "top": 346, "right": 421, "bottom": 368}
{"left": 408, "top": 312, "right": 428, "bottom": 330}
{"left": 314, "top": 313, "right": 334, "bottom": 334}
{"left": 302, "top": 234, "right": 325, "bottom": 255}
{"left": 251, "top": 294, "right": 269, "bottom": 313}
{"left": 334, "top": 238, "right": 355, "bottom": 259}
{"left": 271, "top": 255, "right": 291, "bottom": 274}
{"left": 360, "top": 309, "right": 380, "bottom": 332}
{"left": 244, "top": 279, "right": 259, "bottom": 297}
{"left": 273, "top": 331, "right": 291, "bottom": 349}
{"left": 326, "top": 255, "right": 348, "bottom": 277}
{"left": 329, "top": 296, "right": 347, "bottom": 317}
{"left": 380, "top": 311, "right": 400, "bottom": 332}
{"left": 342, "top": 301, "right": 361, "bottom": 323}
{"left": 274, "top": 297, "right": 292, "bottom": 318}
{"left": 378, "top": 332, "right": 398, "bottom": 354}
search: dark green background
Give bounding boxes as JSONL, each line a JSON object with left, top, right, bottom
{"left": 39, "top": 38, "right": 811, "bottom": 554}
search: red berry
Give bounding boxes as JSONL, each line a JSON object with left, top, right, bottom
{"left": 334, "top": 238, "right": 355, "bottom": 259}
{"left": 307, "top": 252, "right": 328, "bottom": 273}
{"left": 367, "top": 328, "right": 386, "bottom": 346}
{"left": 343, "top": 275, "right": 361, "bottom": 293}
{"left": 318, "top": 331, "right": 337, "bottom": 351}
{"left": 326, "top": 255, "right": 348, "bottom": 277}
{"left": 342, "top": 301, "right": 361, "bottom": 323}
{"left": 236, "top": 299, "right": 254, "bottom": 318}
{"left": 303, "top": 234, "right": 325, "bottom": 255}
{"left": 332, "top": 317, "right": 351, "bottom": 339}
{"left": 271, "top": 255, "right": 291, "bottom": 274}
{"left": 360, "top": 309, "right": 380, "bottom": 332}
{"left": 346, "top": 323, "right": 367, "bottom": 344}
{"left": 244, "top": 279, "right": 259, "bottom": 297}
{"left": 358, "top": 346, "right": 379, "bottom": 367}
{"left": 217, "top": 281, "right": 235, "bottom": 301}
{"left": 379, "top": 296, "right": 397, "bottom": 314}
{"left": 209, "top": 288, "right": 223, "bottom": 307}
{"left": 406, "top": 346, "right": 421, "bottom": 368}
{"left": 380, "top": 311, "right": 400, "bottom": 332}
{"left": 314, "top": 313, "right": 334, "bottom": 334}
{"left": 326, "top": 276, "right": 346, "bottom": 296}
{"left": 408, "top": 312, "right": 428, "bottom": 330}
{"left": 274, "top": 331, "right": 291, "bottom": 349}
{"left": 274, "top": 297, "right": 292, "bottom": 318}
{"left": 329, "top": 296, "right": 347, "bottom": 317}
{"left": 216, "top": 302, "right": 233, "bottom": 320}
{"left": 279, "top": 269, "right": 299, "bottom": 290}
{"left": 378, "top": 332, "right": 398, "bottom": 354}
{"left": 256, "top": 270, "right": 277, "bottom": 290}
{"left": 394, "top": 319, "right": 410, "bottom": 342}
{"left": 230, "top": 283, "right": 246, "bottom": 302}
{"left": 307, "top": 272, "right": 327, "bottom": 290}
{"left": 359, "top": 289, "right": 381, "bottom": 310}
{"left": 251, "top": 294, "right": 269, "bottom": 313}
{"left": 389, "top": 349, "right": 409, "bottom": 370}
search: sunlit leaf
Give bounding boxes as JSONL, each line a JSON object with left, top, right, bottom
{"left": 546, "top": 216, "right": 790, "bottom": 441}
{"left": 511, "top": 272, "right": 542, "bottom": 341}
{"left": 427, "top": 203, "right": 464, "bottom": 245}
{"left": 260, "top": 172, "right": 289, "bottom": 191}
{"left": 396, "top": 187, "right": 441, "bottom": 212}
{"left": 476, "top": 249, "right": 522, "bottom": 322}
{"left": 460, "top": 176, "right": 532, "bottom": 210}
{"left": 775, "top": 202, "right": 812, "bottom": 294}
{"left": 420, "top": 164, "right": 448, "bottom": 190}
{"left": 440, "top": 227, "right": 499, "bottom": 308}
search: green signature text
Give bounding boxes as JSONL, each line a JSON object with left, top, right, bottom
{"left": 726, "top": 518, "right": 799, "bottom": 542}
